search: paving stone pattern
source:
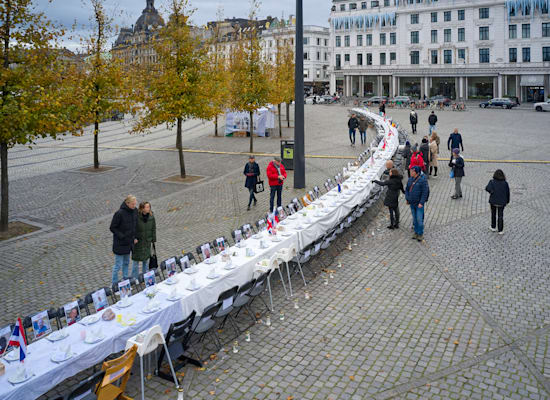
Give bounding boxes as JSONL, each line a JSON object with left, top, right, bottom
{"left": 3, "top": 105, "right": 550, "bottom": 399}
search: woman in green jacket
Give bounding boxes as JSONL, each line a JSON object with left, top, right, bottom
{"left": 131, "top": 201, "right": 156, "bottom": 279}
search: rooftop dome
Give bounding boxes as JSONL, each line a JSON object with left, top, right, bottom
{"left": 134, "top": 0, "right": 164, "bottom": 32}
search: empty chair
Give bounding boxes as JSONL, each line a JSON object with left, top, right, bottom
{"left": 277, "top": 243, "right": 307, "bottom": 297}
{"left": 188, "top": 302, "right": 223, "bottom": 361}
{"left": 232, "top": 279, "right": 257, "bottom": 325}
{"left": 247, "top": 271, "right": 272, "bottom": 313}
{"left": 96, "top": 345, "right": 138, "bottom": 400}
{"left": 214, "top": 286, "right": 240, "bottom": 338}
{"left": 54, "top": 370, "right": 105, "bottom": 400}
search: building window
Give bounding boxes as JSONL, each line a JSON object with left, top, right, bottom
{"left": 304, "top": 70, "right": 309, "bottom": 79}
{"left": 509, "top": 25, "right": 517, "bottom": 39}
{"left": 444, "top": 49, "right": 452, "bottom": 64}
{"left": 444, "top": 11, "right": 451, "bottom": 21}
{"left": 380, "top": 53, "right": 386, "bottom": 65}
{"left": 411, "top": 14, "right": 419, "bottom": 24}
{"left": 350, "top": 3, "right": 357, "bottom": 10}
{"left": 479, "top": 48, "right": 489, "bottom": 63}
{"left": 543, "top": 23, "right": 550, "bottom": 37}
{"left": 479, "top": 26, "right": 489, "bottom": 40}
{"left": 522, "top": 47, "right": 530, "bottom": 62}
{"left": 340, "top": 4, "right": 346, "bottom": 11}
{"left": 317, "top": 51, "right": 320, "bottom": 60}
{"left": 344, "top": 35, "right": 350, "bottom": 46}
{"left": 479, "top": 8, "right": 489, "bottom": 19}
{"left": 380, "top": 33, "right": 386, "bottom": 45}
{"left": 317, "top": 38, "right": 321, "bottom": 46}
{"left": 365, "top": 34, "right": 373, "bottom": 46}
{"left": 431, "top": 12, "right": 438, "bottom": 23}
{"left": 336, "top": 54, "right": 341, "bottom": 67}
{"left": 390, "top": 52, "right": 396, "bottom": 62}
{"left": 325, "top": 39, "right": 328, "bottom": 46}
{"left": 509, "top": 48, "right": 517, "bottom": 62}
{"left": 411, "top": 31, "right": 419, "bottom": 44}
{"left": 444, "top": 29, "right": 451, "bottom": 42}
{"left": 366, "top": 53, "right": 373, "bottom": 65}
{"left": 357, "top": 53, "right": 363, "bottom": 65}
{"left": 458, "top": 9, "right": 465, "bottom": 20}
{"left": 303, "top": 37, "right": 309, "bottom": 45}
{"left": 361, "top": 2, "right": 367, "bottom": 9}
{"left": 543, "top": 47, "right": 550, "bottom": 61}
{"left": 371, "top": 0, "right": 379, "bottom": 7}
{"left": 410, "top": 50, "right": 419, "bottom": 64}
{"left": 336, "top": 36, "right": 341, "bottom": 47}
{"left": 344, "top": 53, "right": 350, "bottom": 62}
{"left": 390, "top": 32, "right": 396, "bottom": 45}
{"left": 304, "top": 52, "right": 309, "bottom": 60}
{"left": 357, "top": 35, "right": 363, "bottom": 46}
{"left": 431, "top": 49, "right": 438, "bottom": 64}
{"left": 458, "top": 28, "right": 465, "bottom": 42}
{"left": 431, "top": 30, "right": 438, "bottom": 43}
{"left": 522, "top": 24, "right": 530, "bottom": 38}
{"left": 458, "top": 48, "right": 465, "bottom": 60}
{"left": 324, "top": 52, "right": 328, "bottom": 61}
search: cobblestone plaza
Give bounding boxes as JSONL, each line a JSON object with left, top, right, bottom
{"left": 3, "top": 104, "right": 550, "bottom": 399}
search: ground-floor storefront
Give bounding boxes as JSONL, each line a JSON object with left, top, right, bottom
{"left": 332, "top": 73, "right": 549, "bottom": 102}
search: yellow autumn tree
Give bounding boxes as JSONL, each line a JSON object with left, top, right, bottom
{"left": 0, "top": 0, "right": 81, "bottom": 232}
{"left": 228, "top": 0, "right": 269, "bottom": 153}
{"left": 133, "top": 0, "right": 216, "bottom": 178}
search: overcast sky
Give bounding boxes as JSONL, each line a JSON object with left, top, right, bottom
{"left": 35, "top": 0, "right": 331, "bottom": 50}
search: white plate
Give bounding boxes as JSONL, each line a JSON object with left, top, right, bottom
{"left": 279, "top": 220, "right": 288, "bottom": 225}
{"left": 141, "top": 306, "right": 161, "bottom": 314}
{"left": 223, "top": 264, "right": 237, "bottom": 270}
{"left": 84, "top": 335, "right": 105, "bottom": 344}
{"left": 271, "top": 237, "right": 282, "bottom": 242}
{"left": 4, "top": 350, "right": 21, "bottom": 362}
{"left": 80, "top": 315, "right": 100, "bottom": 326}
{"left": 207, "top": 273, "right": 221, "bottom": 280}
{"left": 252, "top": 234, "right": 263, "bottom": 239}
{"left": 164, "top": 277, "right": 179, "bottom": 284}
{"left": 204, "top": 258, "right": 215, "bottom": 265}
{"left": 8, "top": 372, "right": 34, "bottom": 385}
{"left": 167, "top": 295, "right": 182, "bottom": 302}
{"left": 115, "top": 300, "right": 133, "bottom": 309}
{"left": 187, "top": 285, "right": 201, "bottom": 292}
{"left": 183, "top": 268, "right": 197, "bottom": 275}
{"left": 51, "top": 352, "right": 73, "bottom": 363}
{"left": 281, "top": 233, "right": 292, "bottom": 237}
{"left": 47, "top": 331, "right": 69, "bottom": 342}
{"left": 288, "top": 215, "right": 297, "bottom": 220}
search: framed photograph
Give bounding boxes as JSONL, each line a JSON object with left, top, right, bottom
{"left": 242, "top": 224, "right": 253, "bottom": 239}
{"left": 257, "top": 219, "right": 266, "bottom": 231}
{"left": 308, "top": 191, "right": 315, "bottom": 201}
{"left": 216, "top": 237, "right": 226, "bottom": 252}
{"left": 302, "top": 196, "right": 311, "bottom": 206}
{"left": 313, "top": 186, "right": 321, "bottom": 198}
{"left": 118, "top": 279, "right": 132, "bottom": 299}
{"left": 92, "top": 288, "right": 109, "bottom": 312}
{"left": 144, "top": 270, "right": 156, "bottom": 287}
{"left": 201, "top": 243, "right": 212, "bottom": 260}
{"left": 165, "top": 257, "right": 177, "bottom": 276}
{"left": 276, "top": 207, "right": 287, "bottom": 221}
{"left": 31, "top": 310, "right": 52, "bottom": 340}
{"left": 292, "top": 198, "right": 303, "bottom": 211}
{"left": 63, "top": 300, "right": 81, "bottom": 326}
{"left": 288, "top": 203, "right": 296, "bottom": 214}
{"left": 324, "top": 181, "right": 331, "bottom": 192}
{"left": 0, "top": 325, "right": 12, "bottom": 355}
{"left": 234, "top": 229, "right": 243, "bottom": 243}
{"left": 179, "top": 255, "right": 190, "bottom": 271}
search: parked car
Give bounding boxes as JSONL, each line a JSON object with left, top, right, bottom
{"left": 321, "top": 95, "right": 334, "bottom": 104}
{"left": 305, "top": 95, "right": 324, "bottom": 105}
{"left": 534, "top": 99, "right": 550, "bottom": 112}
{"left": 363, "top": 96, "right": 388, "bottom": 105}
{"left": 479, "top": 98, "right": 518, "bottom": 109}
{"left": 390, "top": 95, "right": 413, "bottom": 105}
{"left": 428, "top": 95, "right": 452, "bottom": 105}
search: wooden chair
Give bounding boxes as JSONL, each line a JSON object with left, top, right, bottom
{"left": 96, "top": 344, "right": 138, "bottom": 400}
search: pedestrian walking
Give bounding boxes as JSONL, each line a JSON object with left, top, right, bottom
{"left": 420, "top": 137, "right": 430, "bottom": 176}
{"left": 449, "top": 148, "right": 465, "bottom": 199}
{"left": 110, "top": 195, "right": 138, "bottom": 284}
{"left": 131, "top": 201, "right": 156, "bottom": 280}
{"left": 485, "top": 169, "right": 510, "bottom": 234}
{"left": 409, "top": 109, "right": 418, "bottom": 134}
{"left": 379, "top": 101, "right": 386, "bottom": 116}
{"left": 347, "top": 113, "right": 359, "bottom": 146}
{"left": 267, "top": 157, "right": 287, "bottom": 212}
{"left": 373, "top": 168, "right": 405, "bottom": 229}
{"left": 428, "top": 111, "right": 438, "bottom": 135}
{"left": 358, "top": 115, "right": 368, "bottom": 145}
{"left": 403, "top": 141, "right": 412, "bottom": 177}
{"left": 406, "top": 166, "right": 430, "bottom": 242}
{"left": 447, "top": 128, "right": 464, "bottom": 152}
{"left": 429, "top": 135, "right": 439, "bottom": 176}
{"left": 431, "top": 131, "right": 440, "bottom": 148}
{"left": 244, "top": 155, "right": 260, "bottom": 210}
{"left": 409, "top": 144, "right": 426, "bottom": 173}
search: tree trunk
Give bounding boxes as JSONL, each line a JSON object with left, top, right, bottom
{"left": 94, "top": 118, "right": 99, "bottom": 169}
{"left": 249, "top": 111, "right": 254, "bottom": 153}
{"left": 0, "top": 141, "right": 8, "bottom": 232}
{"left": 286, "top": 102, "right": 290, "bottom": 128}
{"left": 214, "top": 115, "right": 218, "bottom": 137}
{"left": 177, "top": 117, "right": 186, "bottom": 178}
{"left": 278, "top": 103, "right": 282, "bottom": 137}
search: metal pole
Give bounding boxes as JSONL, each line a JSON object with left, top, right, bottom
{"left": 294, "top": 0, "right": 305, "bottom": 189}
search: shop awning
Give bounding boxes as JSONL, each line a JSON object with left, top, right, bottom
{"left": 520, "top": 75, "right": 544, "bottom": 86}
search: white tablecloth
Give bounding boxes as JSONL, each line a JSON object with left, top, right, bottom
{"left": 0, "top": 110, "right": 398, "bottom": 400}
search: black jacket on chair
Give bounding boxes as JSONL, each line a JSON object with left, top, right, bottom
{"left": 374, "top": 175, "right": 405, "bottom": 208}
{"left": 110, "top": 202, "right": 138, "bottom": 255}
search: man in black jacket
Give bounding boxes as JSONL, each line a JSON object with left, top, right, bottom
{"left": 447, "top": 128, "right": 464, "bottom": 152}
{"left": 428, "top": 111, "right": 438, "bottom": 135}
{"left": 110, "top": 195, "right": 138, "bottom": 283}
{"left": 347, "top": 113, "right": 359, "bottom": 146}
{"left": 409, "top": 109, "right": 418, "bottom": 134}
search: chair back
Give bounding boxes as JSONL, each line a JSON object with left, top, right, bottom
{"left": 217, "top": 286, "right": 238, "bottom": 310}
{"left": 313, "top": 186, "right": 321, "bottom": 198}
{"left": 157, "top": 310, "right": 197, "bottom": 367}
{"left": 65, "top": 370, "right": 105, "bottom": 400}
{"left": 241, "top": 223, "right": 255, "bottom": 238}
{"left": 197, "top": 242, "right": 213, "bottom": 260}
{"left": 268, "top": 253, "right": 281, "bottom": 271}
{"left": 213, "top": 236, "right": 230, "bottom": 253}
{"left": 97, "top": 345, "right": 138, "bottom": 399}
{"left": 127, "top": 325, "right": 165, "bottom": 357}
{"left": 287, "top": 203, "right": 297, "bottom": 215}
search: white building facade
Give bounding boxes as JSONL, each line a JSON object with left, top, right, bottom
{"left": 261, "top": 21, "right": 331, "bottom": 93}
{"left": 329, "top": 0, "right": 550, "bottom": 102}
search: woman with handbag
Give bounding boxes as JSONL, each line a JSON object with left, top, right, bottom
{"left": 244, "top": 155, "right": 260, "bottom": 211}
{"left": 131, "top": 201, "right": 156, "bottom": 279}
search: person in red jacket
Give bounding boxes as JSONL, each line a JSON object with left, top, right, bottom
{"left": 266, "top": 157, "right": 287, "bottom": 212}
{"left": 409, "top": 144, "right": 426, "bottom": 173}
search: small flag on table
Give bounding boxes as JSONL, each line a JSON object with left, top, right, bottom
{"left": 337, "top": 184, "right": 341, "bottom": 193}
{"left": 7, "top": 318, "right": 27, "bottom": 362}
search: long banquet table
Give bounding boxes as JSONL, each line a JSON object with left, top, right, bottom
{"left": 0, "top": 110, "right": 400, "bottom": 400}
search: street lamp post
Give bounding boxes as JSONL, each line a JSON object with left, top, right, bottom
{"left": 294, "top": 0, "right": 306, "bottom": 189}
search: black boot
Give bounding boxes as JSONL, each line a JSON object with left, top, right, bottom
{"left": 429, "top": 166, "right": 433, "bottom": 176}
{"left": 434, "top": 167, "right": 438, "bottom": 177}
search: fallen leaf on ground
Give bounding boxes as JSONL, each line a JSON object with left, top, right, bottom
{"left": 164, "top": 389, "right": 172, "bottom": 394}
{"left": 287, "top": 396, "right": 294, "bottom": 400}
{"left": 434, "top": 319, "right": 439, "bottom": 323}
{"left": 258, "top": 383, "right": 265, "bottom": 388}
{"left": 365, "top": 288, "right": 371, "bottom": 292}
{"left": 325, "top": 353, "right": 331, "bottom": 358}
{"left": 471, "top": 282, "right": 477, "bottom": 286}
{"left": 209, "top": 391, "right": 215, "bottom": 395}
{"left": 496, "top": 285, "right": 501, "bottom": 289}
{"left": 447, "top": 327, "right": 453, "bottom": 331}
{"left": 224, "top": 369, "right": 230, "bottom": 373}
{"left": 39, "top": 281, "right": 44, "bottom": 285}
{"left": 349, "top": 376, "right": 355, "bottom": 381}
{"left": 453, "top": 340, "right": 459, "bottom": 345}
{"left": 215, "top": 378, "right": 221, "bottom": 383}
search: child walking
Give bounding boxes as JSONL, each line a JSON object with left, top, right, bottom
{"left": 374, "top": 168, "right": 405, "bottom": 229}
